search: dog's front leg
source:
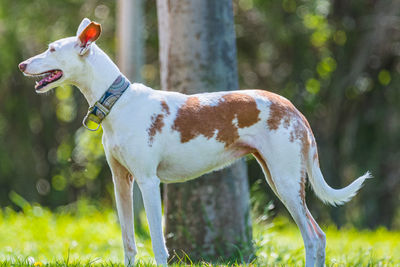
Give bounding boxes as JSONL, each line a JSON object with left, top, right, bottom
{"left": 107, "top": 156, "right": 137, "bottom": 266}
{"left": 137, "top": 177, "right": 168, "bottom": 265}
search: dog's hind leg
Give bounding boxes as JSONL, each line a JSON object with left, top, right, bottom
{"left": 254, "top": 146, "right": 325, "bottom": 267}
{"left": 107, "top": 156, "right": 137, "bottom": 266}
{"left": 305, "top": 207, "right": 326, "bottom": 266}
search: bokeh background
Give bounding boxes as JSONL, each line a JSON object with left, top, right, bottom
{"left": 1, "top": 0, "right": 399, "bottom": 231}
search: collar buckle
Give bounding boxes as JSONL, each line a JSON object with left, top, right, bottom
{"left": 82, "top": 107, "right": 101, "bottom": 131}
{"left": 93, "top": 101, "right": 110, "bottom": 117}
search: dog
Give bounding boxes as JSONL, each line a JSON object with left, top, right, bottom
{"left": 19, "top": 18, "right": 370, "bottom": 267}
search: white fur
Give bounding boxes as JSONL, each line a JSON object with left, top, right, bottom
{"left": 76, "top": 18, "right": 91, "bottom": 36}
{"left": 19, "top": 18, "right": 370, "bottom": 267}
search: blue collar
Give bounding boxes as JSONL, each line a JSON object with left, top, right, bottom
{"left": 82, "top": 74, "right": 131, "bottom": 131}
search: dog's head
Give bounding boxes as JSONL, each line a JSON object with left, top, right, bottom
{"left": 18, "top": 18, "right": 101, "bottom": 93}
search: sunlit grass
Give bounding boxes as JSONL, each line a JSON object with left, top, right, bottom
{"left": 0, "top": 200, "right": 154, "bottom": 266}
{"left": 0, "top": 201, "right": 399, "bottom": 266}
{"left": 253, "top": 216, "right": 400, "bottom": 266}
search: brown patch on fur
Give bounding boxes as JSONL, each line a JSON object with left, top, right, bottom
{"left": 311, "top": 141, "right": 319, "bottom": 165}
{"left": 313, "top": 151, "right": 319, "bottom": 162}
{"left": 230, "top": 142, "right": 257, "bottom": 158}
{"left": 173, "top": 93, "right": 261, "bottom": 146}
{"left": 253, "top": 152, "right": 278, "bottom": 195}
{"left": 147, "top": 100, "right": 171, "bottom": 146}
{"left": 127, "top": 173, "right": 134, "bottom": 183}
{"left": 109, "top": 157, "right": 133, "bottom": 186}
{"left": 257, "top": 90, "right": 314, "bottom": 162}
{"left": 306, "top": 209, "right": 325, "bottom": 239}
{"left": 148, "top": 114, "right": 165, "bottom": 144}
{"left": 161, "top": 100, "right": 170, "bottom": 115}
{"left": 300, "top": 169, "right": 307, "bottom": 207}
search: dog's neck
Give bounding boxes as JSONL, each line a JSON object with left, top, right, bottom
{"left": 74, "top": 45, "right": 123, "bottom": 106}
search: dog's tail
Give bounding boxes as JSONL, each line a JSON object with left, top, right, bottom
{"left": 306, "top": 140, "right": 371, "bottom": 206}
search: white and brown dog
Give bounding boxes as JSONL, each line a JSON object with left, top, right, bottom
{"left": 19, "top": 19, "right": 370, "bottom": 267}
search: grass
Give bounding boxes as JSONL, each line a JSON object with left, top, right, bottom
{"left": 0, "top": 201, "right": 399, "bottom": 266}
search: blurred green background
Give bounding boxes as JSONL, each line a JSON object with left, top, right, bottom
{"left": 0, "top": 0, "right": 399, "bottom": 231}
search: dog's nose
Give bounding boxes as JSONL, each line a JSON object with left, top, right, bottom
{"left": 18, "top": 62, "right": 27, "bottom": 72}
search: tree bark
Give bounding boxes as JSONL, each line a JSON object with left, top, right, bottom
{"left": 157, "top": 0, "right": 253, "bottom": 261}
{"left": 117, "top": 0, "right": 144, "bottom": 83}
{"left": 116, "top": 0, "right": 145, "bottom": 230}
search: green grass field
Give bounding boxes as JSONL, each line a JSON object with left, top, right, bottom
{"left": 0, "top": 201, "right": 399, "bottom": 266}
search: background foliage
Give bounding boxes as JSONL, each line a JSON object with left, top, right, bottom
{"left": 0, "top": 0, "right": 399, "bottom": 231}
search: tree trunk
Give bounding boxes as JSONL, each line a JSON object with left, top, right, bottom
{"left": 116, "top": 0, "right": 144, "bottom": 231}
{"left": 117, "top": 0, "right": 144, "bottom": 83}
{"left": 157, "top": 0, "right": 253, "bottom": 262}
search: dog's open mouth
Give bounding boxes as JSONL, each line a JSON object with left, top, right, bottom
{"left": 31, "top": 70, "right": 63, "bottom": 90}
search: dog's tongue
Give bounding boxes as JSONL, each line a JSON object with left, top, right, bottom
{"left": 35, "top": 70, "right": 62, "bottom": 89}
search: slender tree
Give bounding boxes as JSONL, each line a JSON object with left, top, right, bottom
{"left": 157, "top": 0, "right": 253, "bottom": 261}
{"left": 116, "top": 0, "right": 145, "bottom": 230}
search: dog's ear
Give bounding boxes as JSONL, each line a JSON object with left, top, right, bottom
{"left": 76, "top": 18, "right": 91, "bottom": 36}
{"left": 77, "top": 21, "right": 102, "bottom": 55}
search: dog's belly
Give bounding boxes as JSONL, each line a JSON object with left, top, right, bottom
{"left": 156, "top": 137, "right": 253, "bottom": 183}
{"left": 157, "top": 154, "right": 238, "bottom": 183}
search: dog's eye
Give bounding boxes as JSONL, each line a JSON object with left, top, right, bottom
{"left": 49, "top": 47, "right": 56, "bottom": 53}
